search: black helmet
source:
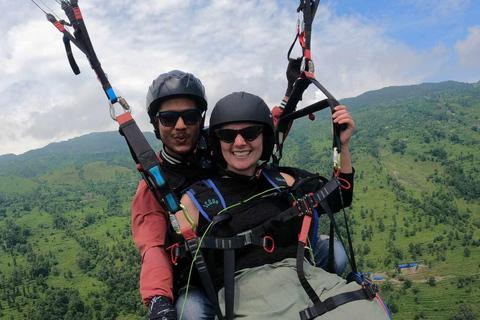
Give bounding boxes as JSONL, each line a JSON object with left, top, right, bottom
{"left": 146, "top": 70, "right": 208, "bottom": 136}
{"left": 209, "top": 92, "right": 274, "bottom": 164}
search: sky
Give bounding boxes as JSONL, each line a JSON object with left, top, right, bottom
{"left": 0, "top": 0, "right": 479, "bottom": 156}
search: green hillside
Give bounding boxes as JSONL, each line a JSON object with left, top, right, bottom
{"left": 283, "top": 80, "right": 480, "bottom": 319}
{"left": 0, "top": 80, "right": 479, "bottom": 320}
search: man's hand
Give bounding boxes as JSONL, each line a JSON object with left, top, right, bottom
{"left": 148, "top": 296, "right": 177, "bottom": 320}
{"left": 285, "top": 57, "right": 302, "bottom": 97}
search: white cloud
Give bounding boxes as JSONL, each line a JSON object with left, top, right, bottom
{"left": 0, "top": 0, "right": 477, "bottom": 156}
{"left": 455, "top": 25, "right": 480, "bottom": 68}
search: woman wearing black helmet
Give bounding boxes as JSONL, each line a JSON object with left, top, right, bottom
{"left": 170, "top": 92, "right": 390, "bottom": 320}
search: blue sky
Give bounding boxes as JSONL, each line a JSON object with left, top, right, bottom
{"left": 0, "top": 0, "right": 479, "bottom": 156}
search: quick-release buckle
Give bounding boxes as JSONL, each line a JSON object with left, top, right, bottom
{"left": 294, "top": 193, "right": 316, "bottom": 216}
{"left": 362, "top": 275, "right": 379, "bottom": 300}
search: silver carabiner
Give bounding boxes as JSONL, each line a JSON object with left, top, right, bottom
{"left": 109, "top": 96, "right": 131, "bottom": 121}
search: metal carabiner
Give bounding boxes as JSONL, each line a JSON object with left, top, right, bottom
{"left": 175, "top": 204, "right": 196, "bottom": 235}
{"left": 109, "top": 96, "right": 131, "bottom": 121}
{"left": 333, "top": 147, "right": 340, "bottom": 172}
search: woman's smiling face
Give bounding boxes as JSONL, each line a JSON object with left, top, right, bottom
{"left": 219, "top": 122, "right": 263, "bottom": 176}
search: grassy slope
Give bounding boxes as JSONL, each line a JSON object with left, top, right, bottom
{"left": 281, "top": 83, "right": 480, "bottom": 319}
{"left": 1, "top": 81, "right": 479, "bottom": 320}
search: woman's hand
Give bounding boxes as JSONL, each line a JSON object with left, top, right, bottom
{"left": 332, "top": 105, "right": 355, "bottom": 147}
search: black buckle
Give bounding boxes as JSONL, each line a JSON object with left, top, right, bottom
{"left": 362, "top": 275, "right": 379, "bottom": 300}
{"left": 238, "top": 230, "right": 253, "bottom": 246}
{"left": 185, "top": 238, "right": 200, "bottom": 253}
{"left": 295, "top": 193, "right": 316, "bottom": 216}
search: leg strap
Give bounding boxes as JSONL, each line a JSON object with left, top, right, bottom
{"left": 299, "top": 288, "right": 371, "bottom": 320}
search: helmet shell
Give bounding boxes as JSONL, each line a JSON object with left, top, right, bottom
{"left": 209, "top": 92, "right": 274, "bottom": 164}
{"left": 146, "top": 70, "right": 208, "bottom": 124}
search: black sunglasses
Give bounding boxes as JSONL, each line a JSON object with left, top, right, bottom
{"left": 156, "top": 109, "right": 202, "bottom": 127}
{"left": 214, "top": 125, "right": 263, "bottom": 143}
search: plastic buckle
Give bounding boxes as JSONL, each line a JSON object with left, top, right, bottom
{"left": 238, "top": 230, "right": 253, "bottom": 246}
{"left": 295, "top": 194, "right": 315, "bottom": 216}
{"left": 362, "top": 275, "right": 379, "bottom": 300}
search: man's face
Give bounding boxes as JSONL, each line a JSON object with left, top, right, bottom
{"left": 157, "top": 98, "right": 201, "bottom": 159}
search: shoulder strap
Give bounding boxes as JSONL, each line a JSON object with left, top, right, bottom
{"left": 260, "top": 167, "right": 288, "bottom": 191}
{"left": 186, "top": 179, "right": 227, "bottom": 223}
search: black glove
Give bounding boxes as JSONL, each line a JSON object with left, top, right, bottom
{"left": 285, "top": 57, "right": 303, "bottom": 97}
{"left": 148, "top": 296, "right": 177, "bottom": 320}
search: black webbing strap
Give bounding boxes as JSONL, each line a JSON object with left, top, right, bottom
{"left": 117, "top": 113, "right": 181, "bottom": 214}
{"left": 299, "top": 288, "right": 371, "bottom": 320}
{"left": 274, "top": 0, "right": 344, "bottom": 165}
{"left": 42, "top": 1, "right": 116, "bottom": 102}
{"left": 62, "top": 35, "right": 80, "bottom": 75}
{"left": 184, "top": 238, "right": 225, "bottom": 320}
{"left": 224, "top": 249, "right": 235, "bottom": 320}
{"left": 342, "top": 206, "right": 358, "bottom": 272}
{"left": 171, "top": 229, "right": 274, "bottom": 262}
{"left": 61, "top": 0, "right": 114, "bottom": 101}
{"left": 252, "top": 177, "right": 341, "bottom": 237}
{"left": 199, "top": 230, "right": 272, "bottom": 250}
{"left": 318, "top": 199, "right": 357, "bottom": 274}
{"left": 299, "top": 0, "right": 320, "bottom": 58}
{"left": 294, "top": 178, "right": 342, "bottom": 308}
{"left": 327, "top": 223, "right": 335, "bottom": 273}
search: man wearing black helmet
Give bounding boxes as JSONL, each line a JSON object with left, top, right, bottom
{"left": 132, "top": 70, "right": 214, "bottom": 320}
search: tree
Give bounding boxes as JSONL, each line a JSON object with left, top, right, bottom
{"left": 452, "top": 303, "right": 478, "bottom": 320}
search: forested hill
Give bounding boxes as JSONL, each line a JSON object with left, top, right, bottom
{"left": 0, "top": 80, "right": 479, "bottom": 320}
{"left": 340, "top": 80, "right": 480, "bottom": 112}
{"left": 0, "top": 131, "right": 162, "bottom": 178}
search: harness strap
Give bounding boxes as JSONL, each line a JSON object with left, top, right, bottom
{"left": 224, "top": 249, "right": 235, "bottom": 320}
{"left": 318, "top": 196, "right": 358, "bottom": 274}
{"left": 296, "top": 215, "right": 320, "bottom": 305}
{"left": 61, "top": 1, "right": 114, "bottom": 101}
{"left": 117, "top": 113, "right": 181, "bottom": 216}
{"left": 327, "top": 223, "right": 335, "bottom": 273}
{"left": 252, "top": 178, "right": 340, "bottom": 237}
{"left": 184, "top": 238, "right": 225, "bottom": 320}
{"left": 299, "top": 288, "right": 372, "bottom": 320}
{"left": 62, "top": 35, "right": 80, "bottom": 75}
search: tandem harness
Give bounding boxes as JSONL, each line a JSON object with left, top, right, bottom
{"left": 169, "top": 168, "right": 378, "bottom": 320}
